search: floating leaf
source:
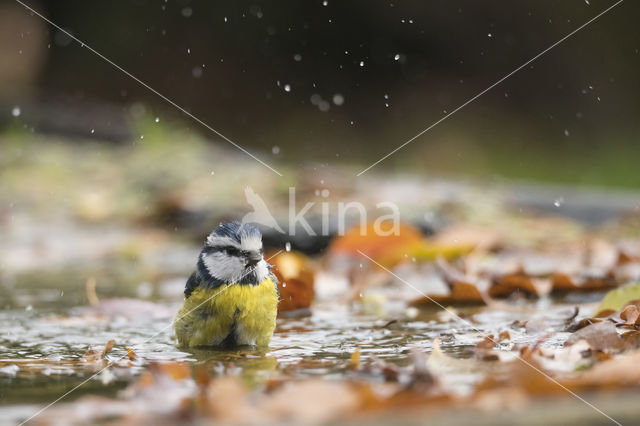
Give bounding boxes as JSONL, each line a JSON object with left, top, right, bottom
{"left": 269, "top": 250, "right": 315, "bottom": 313}
{"left": 595, "top": 283, "right": 640, "bottom": 315}
{"left": 411, "top": 281, "right": 486, "bottom": 307}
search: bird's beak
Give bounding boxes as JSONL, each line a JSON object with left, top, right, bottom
{"left": 246, "top": 252, "right": 262, "bottom": 267}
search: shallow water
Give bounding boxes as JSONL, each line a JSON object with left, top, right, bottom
{"left": 0, "top": 265, "right": 588, "bottom": 417}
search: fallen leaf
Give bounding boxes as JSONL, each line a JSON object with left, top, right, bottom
{"left": 101, "top": 339, "right": 115, "bottom": 358}
{"left": 620, "top": 305, "right": 640, "bottom": 326}
{"left": 348, "top": 348, "right": 361, "bottom": 370}
{"left": 552, "top": 273, "right": 617, "bottom": 294}
{"left": 329, "top": 221, "right": 424, "bottom": 267}
{"left": 595, "top": 283, "right": 640, "bottom": 315}
{"left": 489, "top": 273, "right": 547, "bottom": 298}
{"left": 410, "top": 281, "right": 486, "bottom": 307}
{"left": 270, "top": 250, "right": 315, "bottom": 313}
{"left": 564, "top": 321, "right": 625, "bottom": 352}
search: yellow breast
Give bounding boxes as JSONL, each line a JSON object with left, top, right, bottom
{"left": 174, "top": 275, "right": 279, "bottom": 348}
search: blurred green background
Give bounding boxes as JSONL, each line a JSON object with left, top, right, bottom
{"left": 1, "top": 0, "right": 638, "bottom": 186}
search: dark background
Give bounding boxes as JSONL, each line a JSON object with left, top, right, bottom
{"left": 2, "top": 0, "right": 638, "bottom": 185}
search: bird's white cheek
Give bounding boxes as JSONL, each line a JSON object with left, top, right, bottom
{"left": 255, "top": 260, "right": 269, "bottom": 283}
{"left": 203, "top": 253, "right": 244, "bottom": 282}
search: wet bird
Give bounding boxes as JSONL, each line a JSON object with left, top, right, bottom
{"left": 174, "top": 222, "right": 279, "bottom": 348}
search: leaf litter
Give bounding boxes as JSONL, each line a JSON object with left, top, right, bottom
{"left": 4, "top": 141, "right": 640, "bottom": 423}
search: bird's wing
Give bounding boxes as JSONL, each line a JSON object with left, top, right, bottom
{"left": 184, "top": 271, "right": 201, "bottom": 298}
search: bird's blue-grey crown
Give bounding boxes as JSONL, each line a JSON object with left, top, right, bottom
{"left": 196, "top": 221, "right": 268, "bottom": 287}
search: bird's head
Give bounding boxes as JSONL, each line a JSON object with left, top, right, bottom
{"left": 198, "top": 221, "right": 269, "bottom": 285}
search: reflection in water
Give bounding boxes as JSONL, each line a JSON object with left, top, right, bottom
{"left": 0, "top": 273, "right": 580, "bottom": 407}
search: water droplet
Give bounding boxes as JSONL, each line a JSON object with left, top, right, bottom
{"left": 318, "top": 100, "right": 330, "bottom": 112}
{"left": 11, "top": 106, "right": 21, "bottom": 117}
{"left": 394, "top": 54, "right": 400, "bottom": 61}
{"left": 272, "top": 145, "right": 280, "bottom": 154}
{"left": 310, "top": 94, "right": 322, "bottom": 105}
{"left": 284, "top": 84, "right": 291, "bottom": 92}
{"left": 181, "top": 7, "right": 193, "bottom": 17}
{"left": 553, "top": 197, "right": 564, "bottom": 207}
{"left": 192, "top": 66, "right": 203, "bottom": 78}
{"left": 90, "top": 129, "right": 95, "bottom": 134}
{"left": 285, "top": 242, "right": 291, "bottom": 252}
{"left": 359, "top": 61, "right": 365, "bottom": 67}
{"left": 282, "top": 282, "right": 287, "bottom": 287}
{"left": 26, "top": 305, "right": 33, "bottom": 311}
{"left": 321, "top": 189, "right": 330, "bottom": 198}
{"left": 210, "top": 171, "right": 215, "bottom": 175}
{"left": 564, "top": 129, "right": 570, "bottom": 137}
{"left": 293, "top": 53, "right": 302, "bottom": 61}
{"left": 322, "top": 0, "right": 328, "bottom": 5}
{"left": 187, "top": 48, "right": 191, "bottom": 54}
{"left": 155, "top": 117, "right": 160, "bottom": 123}
{"left": 140, "top": 135, "right": 144, "bottom": 139}
{"left": 332, "top": 93, "right": 344, "bottom": 105}
{"left": 224, "top": 16, "right": 228, "bottom": 22}
{"left": 487, "top": 33, "right": 492, "bottom": 37}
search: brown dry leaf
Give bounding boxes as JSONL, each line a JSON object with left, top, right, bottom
{"left": 410, "top": 281, "right": 486, "bottom": 307}
{"left": 489, "top": 273, "right": 548, "bottom": 298}
{"left": 564, "top": 321, "right": 625, "bottom": 352}
{"left": 149, "top": 362, "right": 191, "bottom": 381}
{"left": 81, "top": 340, "right": 116, "bottom": 363}
{"left": 565, "top": 317, "right": 602, "bottom": 332}
{"left": 620, "top": 305, "right": 640, "bottom": 326}
{"left": 498, "top": 330, "right": 511, "bottom": 341}
{"left": 101, "top": 339, "right": 115, "bottom": 358}
{"left": 269, "top": 250, "right": 315, "bottom": 313}
{"left": 411, "top": 258, "right": 486, "bottom": 306}
{"left": 126, "top": 348, "right": 137, "bottom": 361}
{"left": 474, "top": 333, "right": 506, "bottom": 361}
{"left": 551, "top": 273, "right": 617, "bottom": 295}
{"left": 348, "top": 348, "right": 361, "bottom": 370}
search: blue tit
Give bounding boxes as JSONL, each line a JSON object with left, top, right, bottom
{"left": 174, "top": 221, "right": 279, "bottom": 348}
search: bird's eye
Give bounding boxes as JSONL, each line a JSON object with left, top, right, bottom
{"left": 224, "top": 246, "right": 240, "bottom": 256}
